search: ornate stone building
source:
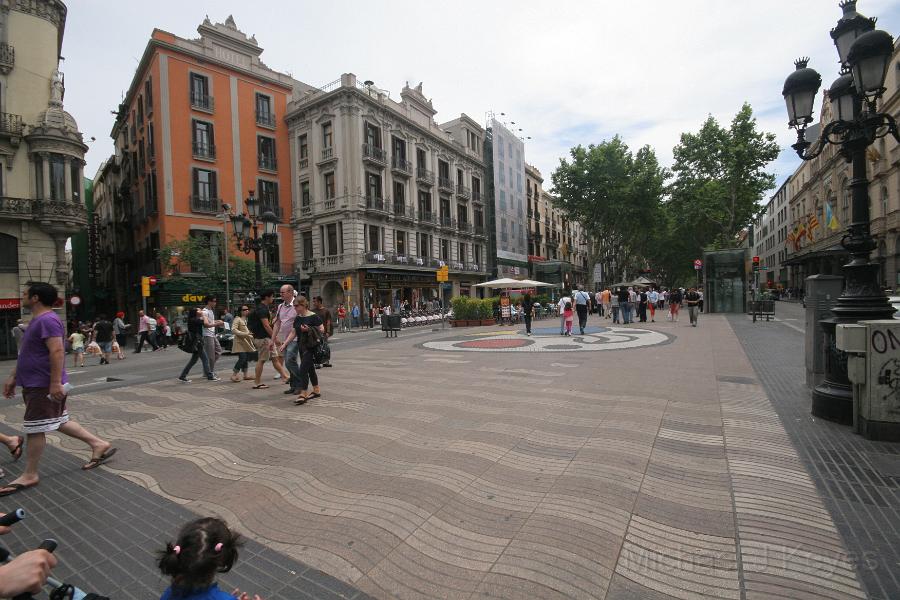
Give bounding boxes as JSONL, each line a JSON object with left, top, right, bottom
{"left": 286, "top": 73, "right": 488, "bottom": 308}
{"left": 0, "top": 0, "right": 87, "bottom": 356}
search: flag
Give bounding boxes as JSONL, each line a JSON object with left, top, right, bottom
{"left": 786, "top": 230, "right": 794, "bottom": 247}
{"left": 808, "top": 212, "right": 819, "bottom": 231}
{"left": 825, "top": 201, "right": 840, "bottom": 231}
{"left": 797, "top": 219, "right": 807, "bottom": 241}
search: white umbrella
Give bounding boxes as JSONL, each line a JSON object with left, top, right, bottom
{"left": 517, "top": 279, "right": 555, "bottom": 287}
{"left": 474, "top": 277, "right": 529, "bottom": 289}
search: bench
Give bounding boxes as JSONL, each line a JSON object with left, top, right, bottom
{"left": 749, "top": 300, "right": 775, "bottom": 322}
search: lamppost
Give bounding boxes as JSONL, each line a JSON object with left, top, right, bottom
{"left": 781, "top": 0, "right": 898, "bottom": 424}
{"left": 231, "top": 190, "right": 279, "bottom": 290}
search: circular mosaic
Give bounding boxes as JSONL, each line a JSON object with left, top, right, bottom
{"left": 423, "top": 327, "right": 672, "bottom": 353}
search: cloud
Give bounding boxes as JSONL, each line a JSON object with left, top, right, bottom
{"left": 63, "top": 0, "right": 900, "bottom": 203}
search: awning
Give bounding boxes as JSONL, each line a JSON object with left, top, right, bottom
{"left": 782, "top": 244, "right": 848, "bottom": 266}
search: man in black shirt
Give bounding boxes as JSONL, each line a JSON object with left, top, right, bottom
{"left": 92, "top": 315, "right": 115, "bottom": 365}
{"left": 248, "top": 290, "right": 275, "bottom": 388}
{"left": 685, "top": 287, "right": 701, "bottom": 327}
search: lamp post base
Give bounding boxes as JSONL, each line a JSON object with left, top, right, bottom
{"left": 811, "top": 380, "right": 854, "bottom": 424}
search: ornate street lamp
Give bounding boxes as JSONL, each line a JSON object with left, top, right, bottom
{"left": 781, "top": 0, "right": 898, "bottom": 424}
{"left": 231, "top": 190, "right": 279, "bottom": 289}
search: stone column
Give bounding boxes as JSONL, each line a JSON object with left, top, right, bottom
{"left": 55, "top": 236, "right": 67, "bottom": 285}
{"left": 77, "top": 161, "right": 85, "bottom": 203}
{"left": 41, "top": 153, "right": 51, "bottom": 200}
{"left": 63, "top": 156, "right": 72, "bottom": 201}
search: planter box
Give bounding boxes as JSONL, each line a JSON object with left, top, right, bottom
{"left": 481, "top": 319, "right": 495, "bottom": 326}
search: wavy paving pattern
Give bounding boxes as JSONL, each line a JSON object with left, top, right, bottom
{"left": 1, "top": 315, "right": 868, "bottom": 599}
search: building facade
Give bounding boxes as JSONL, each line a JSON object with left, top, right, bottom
{"left": 752, "top": 177, "right": 790, "bottom": 290}
{"left": 485, "top": 118, "right": 528, "bottom": 279}
{"left": 285, "top": 74, "right": 488, "bottom": 309}
{"left": 785, "top": 41, "right": 900, "bottom": 292}
{"left": 100, "top": 16, "right": 299, "bottom": 317}
{"left": 0, "top": 0, "right": 87, "bottom": 357}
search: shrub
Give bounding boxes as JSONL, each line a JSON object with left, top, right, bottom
{"left": 451, "top": 296, "right": 473, "bottom": 320}
{"left": 478, "top": 298, "right": 494, "bottom": 319}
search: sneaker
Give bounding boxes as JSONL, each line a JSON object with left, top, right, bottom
{"left": 273, "top": 374, "right": 282, "bottom": 379}
{"left": 284, "top": 388, "right": 298, "bottom": 395}
{"left": 208, "top": 375, "right": 221, "bottom": 381}
{"left": 527, "top": 332, "right": 532, "bottom": 337}
{"left": 178, "top": 377, "right": 191, "bottom": 384}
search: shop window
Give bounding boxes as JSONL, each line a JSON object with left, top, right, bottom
{"left": 0, "top": 234, "right": 17, "bottom": 273}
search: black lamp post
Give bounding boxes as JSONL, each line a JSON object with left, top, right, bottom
{"left": 231, "top": 190, "right": 279, "bottom": 290}
{"left": 782, "top": 0, "right": 898, "bottom": 424}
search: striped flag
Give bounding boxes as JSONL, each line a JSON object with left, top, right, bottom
{"left": 825, "top": 201, "right": 840, "bottom": 231}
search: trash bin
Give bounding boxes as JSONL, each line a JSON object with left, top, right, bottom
{"left": 382, "top": 314, "right": 402, "bottom": 337}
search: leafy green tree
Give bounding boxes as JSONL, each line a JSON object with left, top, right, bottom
{"left": 668, "top": 103, "right": 779, "bottom": 248}
{"left": 551, "top": 137, "right": 667, "bottom": 283}
{"left": 157, "top": 235, "right": 276, "bottom": 290}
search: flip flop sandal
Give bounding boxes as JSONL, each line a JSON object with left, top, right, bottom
{"left": 252, "top": 384, "right": 269, "bottom": 389}
{"left": 0, "top": 482, "right": 37, "bottom": 497}
{"left": 294, "top": 396, "right": 310, "bottom": 405}
{"left": 8, "top": 437, "right": 23, "bottom": 461}
{"left": 307, "top": 392, "right": 322, "bottom": 400}
{"left": 82, "top": 447, "right": 117, "bottom": 470}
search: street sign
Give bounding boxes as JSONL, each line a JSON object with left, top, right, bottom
{"left": 693, "top": 259, "right": 702, "bottom": 269}
{"left": 69, "top": 295, "right": 81, "bottom": 306}
{"left": 148, "top": 275, "right": 158, "bottom": 285}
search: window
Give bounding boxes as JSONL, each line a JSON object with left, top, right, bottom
{"left": 302, "top": 231, "right": 313, "bottom": 259}
{"left": 366, "top": 172, "right": 382, "bottom": 201}
{"left": 322, "top": 122, "right": 333, "bottom": 148}
{"left": 0, "top": 233, "right": 17, "bottom": 273}
{"left": 367, "top": 224, "right": 381, "bottom": 252}
{"left": 49, "top": 154, "right": 65, "bottom": 201}
{"left": 416, "top": 147, "right": 427, "bottom": 169}
{"left": 145, "top": 78, "right": 153, "bottom": 110}
{"left": 396, "top": 230, "right": 407, "bottom": 255}
{"left": 499, "top": 189, "right": 506, "bottom": 211}
{"left": 70, "top": 161, "right": 81, "bottom": 203}
{"left": 441, "top": 239, "right": 450, "bottom": 261}
{"left": 190, "top": 73, "right": 211, "bottom": 110}
{"left": 457, "top": 169, "right": 464, "bottom": 187}
{"left": 191, "top": 168, "right": 217, "bottom": 212}
{"left": 474, "top": 208, "right": 484, "bottom": 228}
{"left": 438, "top": 160, "right": 450, "bottom": 180}
{"left": 457, "top": 204, "right": 468, "bottom": 224}
{"left": 472, "top": 177, "right": 481, "bottom": 199}
{"left": 300, "top": 181, "right": 310, "bottom": 207}
{"left": 137, "top": 95, "right": 144, "bottom": 124}
{"left": 298, "top": 134, "right": 308, "bottom": 160}
{"left": 139, "top": 140, "right": 145, "bottom": 168}
{"left": 147, "top": 171, "right": 158, "bottom": 213}
{"left": 392, "top": 136, "right": 406, "bottom": 160}
{"left": 189, "top": 230, "right": 223, "bottom": 267}
{"left": 257, "top": 179, "right": 279, "bottom": 217}
{"left": 882, "top": 187, "right": 889, "bottom": 217}
{"left": 364, "top": 122, "right": 381, "bottom": 148}
{"left": 255, "top": 93, "right": 274, "bottom": 127}
{"left": 258, "top": 136, "right": 276, "bottom": 170}
{"left": 192, "top": 120, "right": 215, "bottom": 159}
{"left": 324, "top": 172, "right": 335, "bottom": 199}
{"left": 440, "top": 197, "right": 451, "bottom": 222}
{"left": 33, "top": 154, "right": 43, "bottom": 198}
{"left": 418, "top": 233, "right": 430, "bottom": 257}
{"left": 418, "top": 190, "right": 431, "bottom": 215}
{"left": 498, "top": 137, "right": 504, "bottom": 158}
{"left": 458, "top": 242, "right": 467, "bottom": 263}
{"left": 393, "top": 181, "right": 405, "bottom": 212}
{"left": 474, "top": 244, "right": 482, "bottom": 266}
{"left": 148, "top": 123, "right": 155, "bottom": 157}
{"left": 326, "top": 223, "right": 338, "bottom": 255}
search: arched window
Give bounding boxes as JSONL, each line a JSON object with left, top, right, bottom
{"left": 0, "top": 234, "right": 17, "bottom": 273}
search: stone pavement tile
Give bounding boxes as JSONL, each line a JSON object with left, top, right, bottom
{"left": 549, "top": 474, "right": 638, "bottom": 515}
{"left": 490, "top": 538, "right": 608, "bottom": 599}
{"left": 432, "top": 493, "right": 530, "bottom": 539}
{"left": 532, "top": 491, "right": 632, "bottom": 540}
{"left": 605, "top": 572, "right": 684, "bottom": 599}
{"left": 634, "top": 493, "right": 736, "bottom": 538}
{"left": 512, "top": 512, "right": 622, "bottom": 572}
{"left": 469, "top": 572, "right": 575, "bottom": 599}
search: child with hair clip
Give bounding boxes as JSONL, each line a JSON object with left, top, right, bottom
{"left": 157, "top": 517, "right": 262, "bottom": 600}
{"left": 563, "top": 301, "right": 574, "bottom": 336}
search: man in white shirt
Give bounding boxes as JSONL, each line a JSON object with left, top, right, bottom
{"left": 557, "top": 292, "right": 571, "bottom": 335}
{"left": 573, "top": 285, "right": 591, "bottom": 335}
{"left": 201, "top": 295, "right": 224, "bottom": 379}
{"left": 594, "top": 290, "right": 603, "bottom": 318}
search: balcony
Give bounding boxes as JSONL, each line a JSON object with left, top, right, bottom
{"left": 416, "top": 168, "right": 434, "bottom": 186}
{"left": 0, "top": 43, "right": 14, "bottom": 74}
{"left": 362, "top": 143, "right": 387, "bottom": 166}
{"left": 259, "top": 202, "right": 283, "bottom": 221}
{"left": 474, "top": 225, "right": 486, "bottom": 237}
{"left": 256, "top": 111, "right": 276, "bottom": 128}
{"left": 299, "top": 157, "right": 309, "bottom": 169}
{"left": 438, "top": 177, "right": 455, "bottom": 193}
{"left": 393, "top": 202, "right": 413, "bottom": 220}
{"left": 300, "top": 203, "right": 312, "bottom": 217}
{"left": 458, "top": 222, "right": 473, "bottom": 235}
{"left": 366, "top": 196, "right": 389, "bottom": 214}
{"left": 466, "top": 263, "right": 485, "bottom": 273}
{"left": 391, "top": 155, "right": 412, "bottom": 177}
{"left": 0, "top": 198, "right": 88, "bottom": 229}
{"left": 190, "top": 93, "right": 214, "bottom": 113}
{"left": 364, "top": 251, "right": 389, "bottom": 264}
{"left": 418, "top": 209, "right": 437, "bottom": 226}
{"left": 258, "top": 154, "right": 277, "bottom": 171}
{"left": 528, "top": 232, "right": 543, "bottom": 244}
{"left": 263, "top": 262, "right": 295, "bottom": 277}
{"left": 301, "top": 258, "right": 317, "bottom": 271}
{"left": 190, "top": 195, "right": 220, "bottom": 214}
{"left": 192, "top": 141, "right": 216, "bottom": 160}
{"left": 457, "top": 185, "right": 471, "bottom": 200}
{"left": 0, "top": 112, "right": 23, "bottom": 143}
{"left": 439, "top": 215, "right": 457, "bottom": 230}
{"left": 473, "top": 191, "right": 482, "bottom": 203}
{"left": 319, "top": 147, "right": 337, "bottom": 165}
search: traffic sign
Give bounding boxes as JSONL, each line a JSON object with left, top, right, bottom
{"left": 69, "top": 295, "right": 81, "bottom": 306}
{"left": 693, "top": 259, "right": 702, "bottom": 269}
{"left": 148, "top": 275, "right": 158, "bottom": 285}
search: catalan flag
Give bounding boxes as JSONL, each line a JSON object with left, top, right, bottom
{"left": 825, "top": 201, "right": 840, "bottom": 231}
{"left": 808, "top": 212, "right": 819, "bottom": 231}
{"left": 797, "top": 219, "right": 807, "bottom": 241}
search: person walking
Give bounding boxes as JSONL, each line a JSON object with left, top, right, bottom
{"left": 601, "top": 288, "right": 612, "bottom": 319}
{"left": 155, "top": 312, "right": 169, "bottom": 350}
{"left": 279, "top": 295, "right": 324, "bottom": 405}
{"left": 200, "top": 296, "right": 224, "bottom": 379}
{"left": 135, "top": 310, "right": 159, "bottom": 353}
{"left": 177, "top": 308, "right": 213, "bottom": 383}
{"left": 113, "top": 312, "right": 129, "bottom": 360}
{"left": 313, "top": 296, "right": 333, "bottom": 367}
{"left": 1, "top": 282, "right": 116, "bottom": 497}
{"left": 11, "top": 320, "right": 27, "bottom": 355}
{"left": 563, "top": 301, "right": 574, "bottom": 336}
{"left": 67, "top": 329, "right": 85, "bottom": 368}
{"left": 611, "top": 289, "right": 621, "bottom": 324}
{"left": 556, "top": 291, "right": 571, "bottom": 335}
{"left": 92, "top": 315, "right": 115, "bottom": 365}
{"left": 648, "top": 288, "right": 659, "bottom": 322}
{"left": 337, "top": 304, "right": 347, "bottom": 333}
{"left": 229, "top": 305, "right": 255, "bottom": 383}
{"left": 698, "top": 289, "right": 705, "bottom": 313}
{"left": 686, "top": 287, "right": 701, "bottom": 327}
{"left": 616, "top": 287, "right": 629, "bottom": 324}
{"left": 669, "top": 288, "right": 682, "bottom": 322}
{"left": 638, "top": 289, "right": 648, "bottom": 323}
{"left": 269, "top": 285, "right": 296, "bottom": 382}
{"left": 522, "top": 293, "right": 535, "bottom": 336}
{"left": 573, "top": 285, "right": 591, "bottom": 335}
{"left": 248, "top": 290, "right": 276, "bottom": 389}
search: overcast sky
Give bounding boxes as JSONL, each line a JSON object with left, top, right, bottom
{"left": 64, "top": 0, "right": 900, "bottom": 198}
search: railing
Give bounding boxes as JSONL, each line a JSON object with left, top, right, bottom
{"left": 365, "top": 251, "right": 389, "bottom": 263}
{"left": 362, "top": 143, "right": 387, "bottom": 164}
{"left": 301, "top": 258, "right": 317, "bottom": 271}
{"left": 190, "top": 195, "right": 220, "bottom": 214}
{"left": 439, "top": 215, "right": 456, "bottom": 229}
{"left": 320, "top": 147, "right": 335, "bottom": 162}
{"left": 192, "top": 141, "right": 216, "bottom": 159}
{"left": 391, "top": 155, "right": 412, "bottom": 175}
{"left": 438, "top": 177, "right": 455, "bottom": 193}
{"left": 416, "top": 168, "right": 434, "bottom": 184}
{"left": 418, "top": 209, "right": 436, "bottom": 224}
{"left": 190, "top": 93, "right": 214, "bottom": 112}
{"left": 0, "top": 43, "right": 14, "bottom": 72}
{"left": 366, "top": 196, "right": 386, "bottom": 212}
{"left": 466, "top": 263, "right": 484, "bottom": 273}
{"left": 258, "top": 154, "right": 277, "bottom": 170}
{"left": 0, "top": 112, "right": 23, "bottom": 136}
{"left": 457, "top": 185, "right": 471, "bottom": 200}
{"left": 458, "top": 222, "right": 473, "bottom": 234}
{"left": 300, "top": 204, "right": 312, "bottom": 217}
{"left": 256, "top": 111, "right": 276, "bottom": 128}
{"left": 259, "top": 202, "right": 283, "bottom": 220}
{"left": 262, "top": 262, "right": 295, "bottom": 276}
{"left": 29, "top": 200, "right": 88, "bottom": 225}
{"left": 393, "top": 202, "right": 411, "bottom": 218}
{"left": 299, "top": 157, "right": 309, "bottom": 169}
{"left": 473, "top": 191, "right": 482, "bottom": 203}
{"left": 451, "top": 261, "right": 465, "bottom": 271}
{"left": 474, "top": 225, "right": 486, "bottom": 236}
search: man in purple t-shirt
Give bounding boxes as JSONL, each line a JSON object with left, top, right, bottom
{"left": 0, "top": 283, "right": 117, "bottom": 497}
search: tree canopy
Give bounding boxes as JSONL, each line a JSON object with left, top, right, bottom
{"left": 156, "top": 235, "right": 277, "bottom": 291}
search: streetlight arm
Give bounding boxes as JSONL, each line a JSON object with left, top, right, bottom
{"left": 794, "top": 111, "right": 900, "bottom": 161}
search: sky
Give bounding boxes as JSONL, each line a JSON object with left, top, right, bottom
{"left": 63, "top": 0, "right": 900, "bottom": 198}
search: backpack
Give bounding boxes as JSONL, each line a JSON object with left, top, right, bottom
{"left": 177, "top": 330, "right": 200, "bottom": 354}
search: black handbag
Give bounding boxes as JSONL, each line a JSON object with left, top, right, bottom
{"left": 177, "top": 331, "right": 199, "bottom": 353}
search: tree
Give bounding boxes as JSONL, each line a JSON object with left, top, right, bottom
{"left": 551, "top": 137, "right": 667, "bottom": 283}
{"left": 669, "top": 103, "right": 780, "bottom": 248}
{"left": 157, "top": 235, "right": 276, "bottom": 291}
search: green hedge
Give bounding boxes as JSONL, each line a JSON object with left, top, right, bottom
{"left": 450, "top": 297, "right": 494, "bottom": 320}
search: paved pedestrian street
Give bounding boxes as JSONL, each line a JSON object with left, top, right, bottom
{"left": 0, "top": 312, "right": 893, "bottom": 599}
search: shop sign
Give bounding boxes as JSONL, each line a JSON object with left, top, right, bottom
{"left": 528, "top": 255, "right": 546, "bottom": 263}
{"left": 181, "top": 293, "right": 206, "bottom": 303}
{"left": 0, "top": 298, "right": 21, "bottom": 310}
{"left": 364, "top": 271, "right": 437, "bottom": 285}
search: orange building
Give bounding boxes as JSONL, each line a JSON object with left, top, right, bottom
{"left": 107, "top": 16, "right": 298, "bottom": 309}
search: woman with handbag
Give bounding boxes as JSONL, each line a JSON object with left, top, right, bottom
{"left": 177, "top": 308, "right": 213, "bottom": 383}
{"left": 278, "top": 296, "right": 324, "bottom": 405}
{"left": 230, "top": 305, "right": 256, "bottom": 382}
